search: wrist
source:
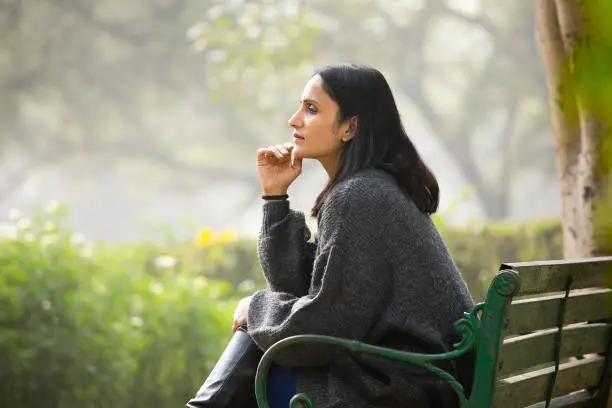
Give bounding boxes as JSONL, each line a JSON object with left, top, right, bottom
{"left": 262, "top": 188, "right": 288, "bottom": 196}
{"left": 262, "top": 187, "right": 288, "bottom": 196}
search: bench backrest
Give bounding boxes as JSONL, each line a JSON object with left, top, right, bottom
{"left": 469, "top": 256, "right": 612, "bottom": 408}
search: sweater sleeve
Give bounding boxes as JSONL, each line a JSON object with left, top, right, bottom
{"left": 248, "top": 184, "right": 393, "bottom": 367}
{"left": 258, "top": 200, "right": 316, "bottom": 296}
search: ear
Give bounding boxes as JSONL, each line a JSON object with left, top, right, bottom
{"left": 342, "top": 116, "right": 358, "bottom": 142}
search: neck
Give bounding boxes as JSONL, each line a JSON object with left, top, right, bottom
{"left": 318, "top": 153, "right": 340, "bottom": 177}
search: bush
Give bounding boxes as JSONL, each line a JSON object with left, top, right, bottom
{"left": 438, "top": 219, "right": 562, "bottom": 300}
{"left": 0, "top": 205, "right": 235, "bottom": 408}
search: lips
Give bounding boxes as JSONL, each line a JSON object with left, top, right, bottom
{"left": 293, "top": 133, "right": 305, "bottom": 141}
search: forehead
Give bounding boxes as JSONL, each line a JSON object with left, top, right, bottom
{"left": 301, "top": 75, "right": 330, "bottom": 103}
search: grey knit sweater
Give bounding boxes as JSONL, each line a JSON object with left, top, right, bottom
{"left": 248, "top": 168, "right": 474, "bottom": 408}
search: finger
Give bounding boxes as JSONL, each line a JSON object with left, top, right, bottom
{"left": 233, "top": 319, "right": 244, "bottom": 332}
{"left": 276, "top": 144, "right": 290, "bottom": 155}
{"left": 273, "top": 144, "right": 291, "bottom": 157}
{"left": 268, "top": 145, "right": 284, "bottom": 159}
{"left": 257, "top": 148, "right": 274, "bottom": 161}
{"left": 284, "top": 142, "right": 294, "bottom": 151}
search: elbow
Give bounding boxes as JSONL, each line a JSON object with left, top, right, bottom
{"left": 269, "top": 342, "right": 346, "bottom": 368}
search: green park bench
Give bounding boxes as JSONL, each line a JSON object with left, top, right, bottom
{"left": 254, "top": 256, "right": 612, "bottom": 408}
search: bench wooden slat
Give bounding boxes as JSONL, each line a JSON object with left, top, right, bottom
{"left": 499, "top": 323, "right": 611, "bottom": 377}
{"left": 501, "top": 256, "right": 612, "bottom": 296}
{"left": 502, "top": 288, "right": 612, "bottom": 336}
{"left": 525, "top": 389, "right": 596, "bottom": 407}
{"left": 493, "top": 354, "right": 606, "bottom": 408}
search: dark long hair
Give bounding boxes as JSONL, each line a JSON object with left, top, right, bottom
{"left": 311, "top": 64, "right": 440, "bottom": 218}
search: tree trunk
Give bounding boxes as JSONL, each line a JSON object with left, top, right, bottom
{"left": 536, "top": 0, "right": 612, "bottom": 258}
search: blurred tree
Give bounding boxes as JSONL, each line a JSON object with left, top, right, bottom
{"left": 1, "top": 0, "right": 560, "bottom": 221}
{"left": 0, "top": 0, "right": 263, "bottom": 202}
{"left": 536, "top": 0, "right": 612, "bottom": 257}
{"left": 191, "top": 0, "right": 555, "bottom": 218}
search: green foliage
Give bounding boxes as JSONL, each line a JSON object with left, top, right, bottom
{"left": 0, "top": 205, "right": 235, "bottom": 408}
{"left": 577, "top": 0, "right": 612, "bottom": 255}
{"left": 439, "top": 219, "right": 562, "bottom": 300}
{"left": 573, "top": 0, "right": 612, "bottom": 123}
{"left": 0, "top": 204, "right": 562, "bottom": 407}
{"left": 187, "top": 2, "right": 323, "bottom": 107}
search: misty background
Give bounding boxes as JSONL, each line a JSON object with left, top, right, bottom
{"left": 0, "top": 0, "right": 559, "bottom": 242}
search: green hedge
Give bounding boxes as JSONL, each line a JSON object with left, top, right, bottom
{"left": 438, "top": 219, "right": 563, "bottom": 300}
{"left": 0, "top": 207, "right": 236, "bottom": 408}
{"left": 0, "top": 205, "right": 563, "bottom": 407}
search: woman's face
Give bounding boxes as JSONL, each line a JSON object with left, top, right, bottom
{"left": 288, "top": 75, "right": 352, "bottom": 165}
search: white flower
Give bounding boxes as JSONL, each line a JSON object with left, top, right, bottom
{"left": 8, "top": 209, "right": 20, "bottom": 221}
{"left": 186, "top": 22, "right": 205, "bottom": 40}
{"left": 17, "top": 218, "right": 32, "bottom": 231}
{"left": 79, "top": 242, "right": 94, "bottom": 258}
{"left": 41, "top": 235, "right": 60, "bottom": 246}
{"left": 192, "top": 38, "right": 208, "bottom": 52}
{"left": 43, "top": 221, "right": 56, "bottom": 233}
{"left": 70, "top": 233, "right": 86, "bottom": 246}
{"left": 209, "top": 49, "right": 227, "bottom": 63}
{"left": 0, "top": 224, "right": 17, "bottom": 240}
{"left": 45, "top": 201, "right": 61, "bottom": 215}
{"left": 245, "top": 25, "right": 262, "bottom": 39}
{"left": 130, "top": 316, "right": 144, "bottom": 328}
{"left": 150, "top": 282, "right": 164, "bottom": 296}
{"left": 207, "top": 5, "right": 224, "bottom": 20}
{"left": 154, "top": 255, "right": 177, "bottom": 269}
{"left": 193, "top": 276, "right": 208, "bottom": 290}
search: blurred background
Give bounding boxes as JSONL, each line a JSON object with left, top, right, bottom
{"left": 1, "top": 0, "right": 558, "bottom": 240}
{"left": 0, "top": 1, "right": 572, "bottom": 407}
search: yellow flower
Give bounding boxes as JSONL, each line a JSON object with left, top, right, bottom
{"left": 195, "top": 228, "right": 215, "bottom": 248}
{"left": 217, "top": 229, "right": 237, "bottom": 244}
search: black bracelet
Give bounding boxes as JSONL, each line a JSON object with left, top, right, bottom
{"left": 262, "top": 194, "right": 289, "bottom": 201}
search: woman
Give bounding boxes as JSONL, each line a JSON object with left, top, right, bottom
{"left": 188, "top": 64, "right": 475, "bottom": 408}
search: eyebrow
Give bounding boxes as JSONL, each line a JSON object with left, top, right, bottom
{"left": 301, "top": 98, "right": 319, "bottom": 105}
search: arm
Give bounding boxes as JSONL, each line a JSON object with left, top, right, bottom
{"left": 258, "top": 200, "right": 316, "bottom": 296}
{"left": 248, "top": 185, "right": 392, "bottom": 367}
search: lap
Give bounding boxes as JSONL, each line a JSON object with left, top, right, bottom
{"left": 267, "top": 364, "right": 296, "bottom": 408}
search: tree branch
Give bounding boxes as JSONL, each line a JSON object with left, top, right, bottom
{"left": 0, "top": 0, "right": 22, "bottom": 38}
{"left": 51, "top": 0, "right": 152, "bottom": 45}
{"left": 91, "top": 139, "right": 259, "bottom": 185}
{"left": 440, "top": 5, "right": 500, "bottom": 39}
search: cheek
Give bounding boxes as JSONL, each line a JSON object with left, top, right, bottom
{"left": 312, "top": 128, "right": 342, "bottom": 154}
{"left": 297, "top": 116, "right": 342, "bottom": 156}
{"left": 308, "top": 117, "right": 336, "bottom": 139}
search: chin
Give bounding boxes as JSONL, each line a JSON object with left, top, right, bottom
{"left": 293, "top": 147, "right": 311, "bottom": 159}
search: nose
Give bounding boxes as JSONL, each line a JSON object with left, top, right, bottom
{"left": 288, "top": 109, "right": 302, "bottom": 129}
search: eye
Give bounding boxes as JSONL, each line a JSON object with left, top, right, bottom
{"left": 305, "top": 103, "right": 317, "bottom": 114}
